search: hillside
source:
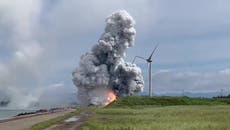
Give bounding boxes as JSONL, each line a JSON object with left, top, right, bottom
{"left": 108, "top": 96, "right": 230, "bottom": 107}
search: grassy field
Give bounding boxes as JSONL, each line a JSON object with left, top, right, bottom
{"left": 80, "top": 97, "right": 230, "bottom": 130}
{"left": 81, "top": 105, "right": 230, "bottom": 130}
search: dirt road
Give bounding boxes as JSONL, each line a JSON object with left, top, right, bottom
{"left": 44, "top": 108, "right": 94, "bottom": 130}
{"left": 0, "top": 108, "right": 76, "bottom": 130}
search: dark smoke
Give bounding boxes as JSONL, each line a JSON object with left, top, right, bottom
{"left": 0, "top": 90, "right": 11, "bottom": 107}
{"left": 72, "top": 10, "right": 144, "bottom": 105}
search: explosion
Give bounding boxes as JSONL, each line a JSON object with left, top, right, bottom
{"left": 105, "top": 90, "right": 117, "bottom": 106}
{"left": 72, "top": 10, "right": 144, "bottom": 106}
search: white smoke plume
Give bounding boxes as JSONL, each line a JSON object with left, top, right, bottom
{"left": 72, "top": 10, "right": 144, "bottom": 105}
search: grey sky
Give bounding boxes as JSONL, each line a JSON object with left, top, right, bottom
{"left": 0, "top": 0, "right": 230, "bottom": 108}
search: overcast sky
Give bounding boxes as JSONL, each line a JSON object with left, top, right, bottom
{"left": 1, "top": 0, "right": 230, "bottom": 108}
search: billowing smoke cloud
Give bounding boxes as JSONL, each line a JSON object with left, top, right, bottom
{"left": 0, "top": 0, "right": 44, "bottom": 109}
{"left": 72, "top": 10, "right": 144, "bottom": 105}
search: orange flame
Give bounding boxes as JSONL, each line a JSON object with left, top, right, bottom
{"left": 104, "top": 90, "right": 117, "bottom": 106}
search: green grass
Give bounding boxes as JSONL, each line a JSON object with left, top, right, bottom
{"left": 80, "top": 96, "right": 230, "bottom": 130}
{"left": 25, "top": 108, "right": 81, "bottom": 130}
{"left": 81, "top": 105, "right": 230, "bottom": 130}
{"left": 108, "top": 96, "right": 230, "bottom": 107}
